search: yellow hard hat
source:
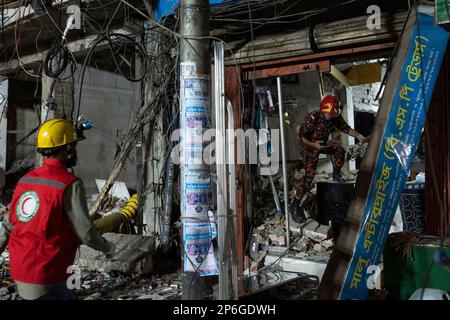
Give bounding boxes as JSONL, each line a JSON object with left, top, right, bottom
{"left": 36, "top": 118, "right": 79, "bottom": 149}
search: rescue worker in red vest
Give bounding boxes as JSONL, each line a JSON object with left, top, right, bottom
{"left": 0, "top": 118, "right": 116, "bottom": 300}
{"left": 289, "top": 95, "right": 370, "bottom": 224}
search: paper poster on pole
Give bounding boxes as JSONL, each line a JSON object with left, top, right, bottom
{"left": 183, "top": 172, "right": 212, "bottom": 219}
{"left": 183, "top": 221, "right": 218, "bottom": 276}
{"left": 180, "top": 62, "right": 215, "bottom": 275}
{"left": 183, "top": 76, "right": 210, "bottom": 147}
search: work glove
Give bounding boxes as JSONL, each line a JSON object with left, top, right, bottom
{"left": 104, "top": 241, "right": 116, "bottom": 259}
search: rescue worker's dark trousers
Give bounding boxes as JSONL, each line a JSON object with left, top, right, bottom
{"left": 296, "top": 140, "right": 346, "bottom": 200}
{"left": 37, "top": 283, "right": 77, "bottom": 300}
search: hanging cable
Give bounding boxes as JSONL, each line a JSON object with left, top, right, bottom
{"left": 105, "top": 1, "right": 147, "bottom": 82}
{"left": 42, "top": 41, "right": 71, "bottom": 78}
{"left": 75, "top": 31, "right": 147, "bottom": 124}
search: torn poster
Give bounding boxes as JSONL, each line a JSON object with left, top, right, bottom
{"left": 183, "top": 221, "right": 218, "bottom": 276}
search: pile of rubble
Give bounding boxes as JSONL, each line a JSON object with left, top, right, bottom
{"left": 290, "top": 219, "right": 334, "bottom": 255}
{"left": 0, "top": 251, "right": 19, "bottom": 300}
{"left": 0, "top": 250, "right": 181, "bottom": 301}
{"left": 252, "top": 217, "right": 334, "bottom": 254}
{"left": 247, "top": 215, "right": 335, "bottom": 275}
{"left": 0, "top": 286, "right": 19, "bottom": 301}
{"left": 248, "top": 165, "right": 358, "bottom": 273}
{"left": 76, "top": 270, "right": 181, "bottom": 300}
{"left": 1, "top": 205, "right": 17, "bottom": 300}
{"left": 0, "top": 270, "right": 182, "bottom": 301}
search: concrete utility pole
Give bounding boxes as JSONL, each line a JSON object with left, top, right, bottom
{"left": 179, "top": 0, "right": 215, "bottom": 300}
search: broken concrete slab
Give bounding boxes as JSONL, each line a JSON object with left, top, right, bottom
{"left": 320, "top": 239, "right": 335, "bottom": 250}
{"left": 303, "top": 219, "right": 319, "bottom": 232}
{"left": 269, "top": 234, "right": 286, "bottom": 246}
{"left": 75, "top": 233, "right": 156, "bottom": 274}
{"left": 293, "top": 237, "right": 309, "bottom": 252}
{"left": 265, "top": 246, "right": 288, "bottom": 255}
{"left": 0, "top": 287, "right": 9, "bottom": 297}
{"left": 293, "top": 242, "right": 307, "bottom": 252}
{"left": 313, "top": 243, "right": 326, "bottom": 253}
{"left": 264, "top": 254, "right": 328, "bottom": 281}
{"left": 303, "top": 220, "right": 330, "bottom": 242}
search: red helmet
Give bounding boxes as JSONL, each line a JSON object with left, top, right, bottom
{"left": 320, "top": 95, "right": 341, "bottom": 116}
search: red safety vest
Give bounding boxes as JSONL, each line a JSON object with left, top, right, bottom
{"left": 8, "top": 158, "right": 80, "bottom": 284}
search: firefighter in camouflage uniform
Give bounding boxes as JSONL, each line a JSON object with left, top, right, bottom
{"left": 289, "top": 95, "right": 370, "bottom": 224}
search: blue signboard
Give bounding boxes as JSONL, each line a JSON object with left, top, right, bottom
{"left": 340, "top": 13, "right": 450, "bottom": 300}
{"left": 155, "top": 0, "right": 232, "bottom": 21}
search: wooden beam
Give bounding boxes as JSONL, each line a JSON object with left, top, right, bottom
{"left": 238, "top": 43, "right": 395, "bottom": 70}
{"left": 245, "top": 60, "right": 331, "bottom": 80}
{"left": 330, "top": 65, "right": 350, "bottom": 87}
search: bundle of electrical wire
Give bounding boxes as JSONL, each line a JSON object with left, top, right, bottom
{"left": 42, "top": 40, "right": 75, "bottom": 78}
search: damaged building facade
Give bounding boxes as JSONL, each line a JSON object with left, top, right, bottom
{"left": 0, "top": 0, "right": 449, "bottom": 302}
